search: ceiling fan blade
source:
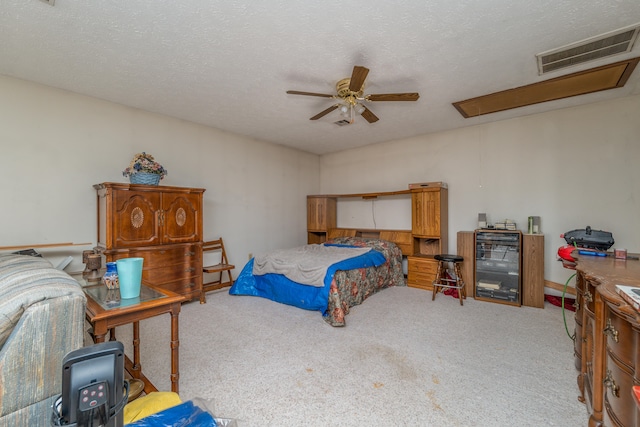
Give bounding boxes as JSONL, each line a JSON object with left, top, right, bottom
{"left": 310, "top": 104, "right": 339, "bottom": 120}
{"left": 349, "top": 66, "right": 369, "bottom": 92}
{"left": 366, "top": 93, "right": 420, "bottom": 102}
{"left": 287, "top": 90, "right": 335, "bottom": 98}
{"left": 361, "top": 106, "right": 379, "bottom": 123}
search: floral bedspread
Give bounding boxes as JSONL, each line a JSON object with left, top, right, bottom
{"left": 323, "top": 237, "right": 405, "bottom": 326}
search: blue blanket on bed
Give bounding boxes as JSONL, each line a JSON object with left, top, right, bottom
{"left": 229, "top": 245, "right": 386, "bottom": 313}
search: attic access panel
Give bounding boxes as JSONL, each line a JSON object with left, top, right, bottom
{"left": 452, "top": 57, "right": 639, "bottom": 118}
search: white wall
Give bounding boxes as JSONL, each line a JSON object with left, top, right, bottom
{"left": 320, "top": 94, "right": 640, "bottom": 286}
{"left": 2, "top": 74, "right": 638, "bottom": 290}
{"left": 0, "top": 75, "right": 320, "bottom": 272}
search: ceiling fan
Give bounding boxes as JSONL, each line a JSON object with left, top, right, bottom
{"left": 286, "top": 66, "right": 419, "bottom": 124}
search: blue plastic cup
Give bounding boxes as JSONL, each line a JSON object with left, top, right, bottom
{"left": 116, "top": 257, "right": 144, "bottom": 299}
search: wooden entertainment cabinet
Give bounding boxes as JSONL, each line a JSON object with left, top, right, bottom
{"left": 307, "top": 184, "right": 448, "bottom": 291}
{"left": 574, "top": 254, "right": 640, "bottom": 427}
{"left": 94, "top": 182, "right": 205, "bottom": 302}
{"left": 456, "top": 231, "right": 544, "bottom": 308}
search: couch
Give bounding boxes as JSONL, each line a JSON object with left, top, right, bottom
{"left": 0, "top": 254, "right": 86, "bottom": 426}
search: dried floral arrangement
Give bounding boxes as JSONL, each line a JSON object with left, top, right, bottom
{"left": 122, "top": 152, "right": 167, "bottom": 179}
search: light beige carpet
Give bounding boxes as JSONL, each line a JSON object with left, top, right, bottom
{"left": 114, "top": 286, "right": 586, "bottom": 426}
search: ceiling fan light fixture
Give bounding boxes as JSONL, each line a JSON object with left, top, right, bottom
{"left": 341, "top": 104, "right": 355, "bottom": 123}
{"left": 338, "top": 102, "right": 360, "bottom": 124}
{"left": 339, "top": 104, "right": 350, "bottom": 121}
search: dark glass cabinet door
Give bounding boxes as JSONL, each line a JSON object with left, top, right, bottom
{"left": 474, "top": 231, "right": 522, "bottom": 306}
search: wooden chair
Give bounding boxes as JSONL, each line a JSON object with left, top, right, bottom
{"left": 201, "top": 238, "right": 235, "bottom": 303}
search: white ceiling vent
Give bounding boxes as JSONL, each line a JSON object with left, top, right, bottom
{"left": 536, "top": 24, "right": 640, "bottom": 74}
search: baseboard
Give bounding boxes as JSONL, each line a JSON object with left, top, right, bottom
{"left": 545, "top": 280, "right": 576, "bottom": 295}
{"left": 202, "top": 281, "right": 233, "bottom": 293}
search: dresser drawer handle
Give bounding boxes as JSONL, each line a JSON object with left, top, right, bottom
{"left": 188, "top": 282, "right": 195, "bottom": 288}
{"left": 583, "top": 291, "right": 593, "bottom": 303}
{"left": 185, "top": 267, "right": 195, "bottom": 273}
{"left": 603, "top": 370, "right": 620, "bottom": 398}
{"left": 185, "top": 251, "right": 195, "bottom": 256}
{"left": 603, "top": 318, "right": 619, "bottom": 343}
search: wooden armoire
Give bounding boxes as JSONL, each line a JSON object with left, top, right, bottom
{"left": 94, "top": 182, "right": 205, "bottom": 302}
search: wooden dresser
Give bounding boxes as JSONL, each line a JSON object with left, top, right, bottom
{"left": 94, "top": 182, "right": 205, "bottom": 302}
{"left": 575, "top": 254, "right": 640, "bottom": 427}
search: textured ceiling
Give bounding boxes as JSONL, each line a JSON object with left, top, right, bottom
{"left": 1, "top": 1, "right": 639, "bottom": 155}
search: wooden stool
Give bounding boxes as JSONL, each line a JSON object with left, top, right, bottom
{"left": 432, "top": 254, "right": 466, "bottom": 305}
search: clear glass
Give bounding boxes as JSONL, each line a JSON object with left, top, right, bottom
{"left": 83, "top": 283, "right": 166, "bottom": 310}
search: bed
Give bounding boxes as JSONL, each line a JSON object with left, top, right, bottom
{"left": 229, "top": 229, "right": 408, "bottom": 326}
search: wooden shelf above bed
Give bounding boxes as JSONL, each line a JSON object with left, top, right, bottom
{"left": 308, "top": 189, "right": 412, "bottom": 200}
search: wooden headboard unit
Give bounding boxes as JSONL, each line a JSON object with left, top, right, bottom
{"left": 327, "top": 228, "right": 413, "bottom": 256}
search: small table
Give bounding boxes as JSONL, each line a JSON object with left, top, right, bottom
{"left": 78, "top": 278, "right": 185, "bottom": 394}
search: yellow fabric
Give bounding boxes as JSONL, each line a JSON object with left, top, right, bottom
{"left": 123, "top": 391, "right": 182, "bottom": 424}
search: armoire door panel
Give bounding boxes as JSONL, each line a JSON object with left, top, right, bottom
{"left": 162, "top": 193, "right": 201, "bottom": 244}
{"left": 113, "top": 191, "right": 161, "bottom": 247}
